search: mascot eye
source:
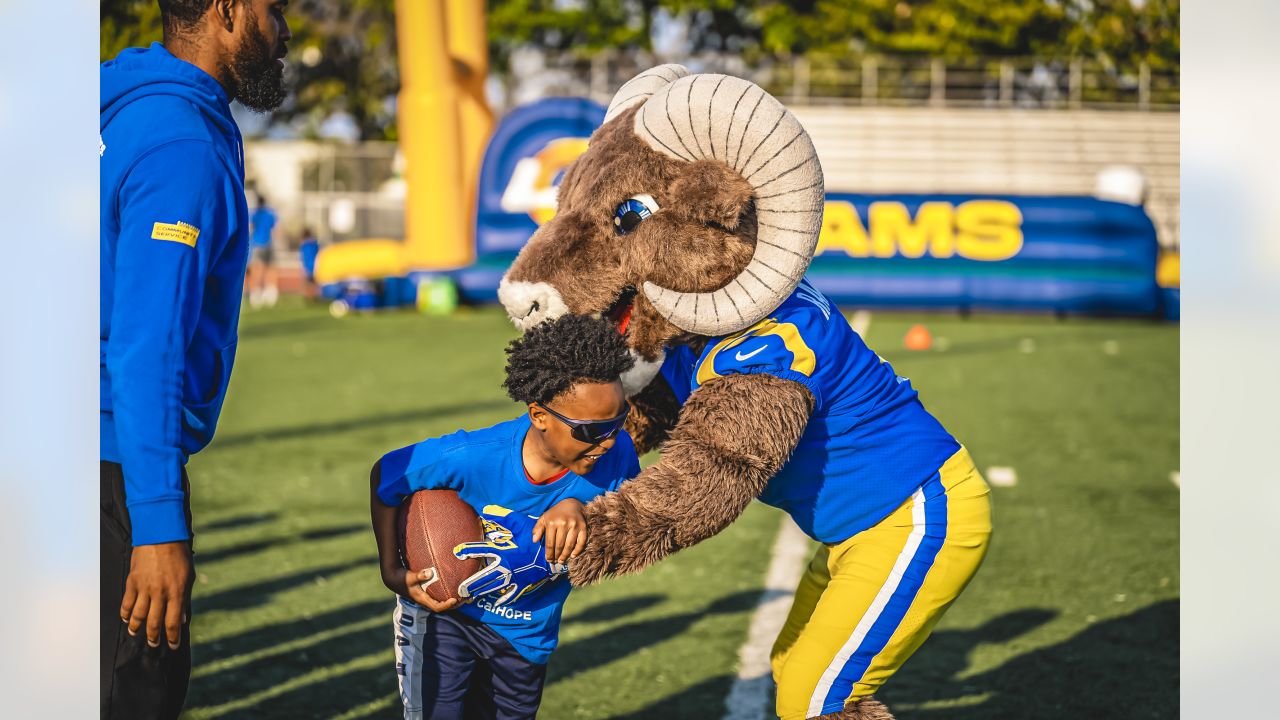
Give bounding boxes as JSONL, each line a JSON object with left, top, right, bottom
{"left": 613, "top": 194, "right": 660, "bottom": 235}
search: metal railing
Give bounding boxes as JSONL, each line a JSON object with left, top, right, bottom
{"left": 296, "top": 142, "right": 404, "bottom": 244}
{"left": 494, "top": 51, "right": 1179, "bottom": 114}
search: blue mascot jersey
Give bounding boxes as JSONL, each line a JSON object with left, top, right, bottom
{"left": 377, "top": 416, "right": 640, "bottom": 664}
{"left": 659, "top": 278, "right": 961, "bottom": 544}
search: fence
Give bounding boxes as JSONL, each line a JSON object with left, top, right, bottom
{"left": 495, "top": 50, "right": 1178, "bottom": 116}
{"left": 295, "top": 142, "right": 404, "bottom": 245}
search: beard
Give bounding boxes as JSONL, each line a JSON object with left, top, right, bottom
{"left": 230, "top": 9, "right": 286, "bottom": 112}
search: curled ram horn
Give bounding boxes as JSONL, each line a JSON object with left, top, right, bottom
{"left": 604, "top": 64, "right": 691, "bottom": 126}
{"left": 633, "top": 73, "right": 825, "bottom": 337}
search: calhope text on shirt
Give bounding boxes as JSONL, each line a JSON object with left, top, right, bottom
{"left": 473, "top": 596, "right": 534, "bottom": 621}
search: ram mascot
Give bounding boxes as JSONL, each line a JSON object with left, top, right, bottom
{"left": 499, "top": 66, "right": 993, "bottom": 720}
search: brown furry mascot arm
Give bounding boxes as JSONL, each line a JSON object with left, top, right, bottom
{"left": 570, "top": 373, "right": 814, "bottom": 586}
{"left": 622, "top": 374, "right": 682, "bottom": 455}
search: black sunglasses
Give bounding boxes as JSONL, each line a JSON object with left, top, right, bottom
{"left": 537, "top": 402, "right": 631, "bottom": 445}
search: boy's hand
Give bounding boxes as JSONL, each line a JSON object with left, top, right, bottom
{"left": 533, "top": 498, "right": 588, "bottom": 564}
{"left": 382, "top": 566, "right": 460, "bottom": 614}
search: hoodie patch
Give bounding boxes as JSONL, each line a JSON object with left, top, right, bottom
{"left": 152, "top": 221, "right": 200, "bottom": 247}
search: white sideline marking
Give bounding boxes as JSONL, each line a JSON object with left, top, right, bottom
{"left": 722, "top": 517, "right": 812, "bottom": 720}
{"left": 1170, "top": 471, "right": 1180, "bottom": 488}
{"left": 987, "top": 466, "right": 1018, "bottom": 487}
{"left": 1019, "top": 338, "right": 1036, "bottom": 354}
{"left": 848, "top": 310, "right": 872, "bottom": 337}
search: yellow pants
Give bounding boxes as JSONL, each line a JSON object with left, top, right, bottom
{"left": 770, "top": 448, "right": 992, "bottom": 719}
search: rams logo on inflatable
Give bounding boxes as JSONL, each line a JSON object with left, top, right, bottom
{"left": 499, "top": 137, "right": 590, "bottom": 225}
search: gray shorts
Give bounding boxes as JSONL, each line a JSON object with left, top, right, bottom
{"left": 251, "top": 245, "right": 274, "bottom": 265}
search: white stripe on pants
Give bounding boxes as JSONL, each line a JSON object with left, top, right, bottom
{"left": 394, "top": 599, "right": 430, "bottom": 720}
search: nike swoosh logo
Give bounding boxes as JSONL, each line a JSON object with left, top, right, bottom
{"left": 735, "top": 345, "right": 767, "bottom": 362}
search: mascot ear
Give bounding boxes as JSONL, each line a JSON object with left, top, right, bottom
{"left": 668, "top": 159, "right": 754, "bottom": 231}
{"left": 604, "top": 64, "right": 691, "bottom": 125}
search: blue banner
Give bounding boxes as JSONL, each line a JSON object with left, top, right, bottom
{"left": 808, "top": 194, "right": 1160, "bottom": 315}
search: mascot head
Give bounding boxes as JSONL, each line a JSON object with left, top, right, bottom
{"left": 499, "top": 65, "right": 824, "bottom": 392}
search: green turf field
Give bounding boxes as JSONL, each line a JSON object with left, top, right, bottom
{"left": 179, "top": 300, "right": 1177, "bottom": 719}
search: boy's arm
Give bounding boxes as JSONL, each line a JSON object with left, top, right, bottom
{"left": 369, "top": 460, "right": 459, "bottom": 613}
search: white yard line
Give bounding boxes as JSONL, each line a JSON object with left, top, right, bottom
{"left": 1170, "top": 471, "right": 1180, "bottom": 488}
{"left": 722, "top": 517, "right": 812, "bottom": 720}
{"left": 986, "top": 466, "right": 1018, "bottom": 487}
{"left": 848, "top": 310, "right": 872, "bottom": 338}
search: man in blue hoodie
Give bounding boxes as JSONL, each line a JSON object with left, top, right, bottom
{"left": 100, "top": 2, "right": 290, "bottom": 717}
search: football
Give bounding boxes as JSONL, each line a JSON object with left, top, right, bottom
{"left": 398, "top": 489, "right": 486, "bottom": 604}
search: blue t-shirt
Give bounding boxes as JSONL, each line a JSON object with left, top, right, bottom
{"left": 377, "top": 415, "right": 640, "bottom": 664}
{"left": 299, "top": 238, "right": 319, "bottom": 277}
{"left": 659, "top": 277, "right": 961, "bottom": 544}
{"left": 249, "top": 207, "right": 276, "bottom": 248}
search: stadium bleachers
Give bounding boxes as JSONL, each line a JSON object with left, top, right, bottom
{"left": 789, "top": 106, "right": 1180, "bottom": 248}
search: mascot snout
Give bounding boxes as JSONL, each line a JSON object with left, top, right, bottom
{"left": 498, "top": 278, "right": 568, "bottom": 331}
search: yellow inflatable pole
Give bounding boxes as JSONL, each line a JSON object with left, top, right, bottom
{"left": 395, "top": 0, "right": 471, "bottom": 270}
{"left": 447, "top": 0, "right": 494, "bottom": 228}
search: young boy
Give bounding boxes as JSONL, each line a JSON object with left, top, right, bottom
{"left": 369, "top": 315, "right": 640, "bottom": 719}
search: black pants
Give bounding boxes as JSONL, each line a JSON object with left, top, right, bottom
{"left": 101, "top": 461, "right": 193, "bottom": 720}
{"left": 394, "top": 598, "right": 547, "bottom": 719}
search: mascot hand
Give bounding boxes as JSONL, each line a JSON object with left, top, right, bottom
{"left": 454, "top": 505, "right": 567, "bottom": 607}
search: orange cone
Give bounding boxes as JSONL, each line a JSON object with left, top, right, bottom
{"left": 904, "top": 324, "right": 932, "bottom": 351}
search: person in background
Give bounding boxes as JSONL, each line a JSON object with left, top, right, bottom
{"left": 99, "top": 1, "right": 291, "bottom": 718}
{"left": 247, "top": 192, "right": 280, "bottom": 308}
{"left": 298, "top": 226, "right": 320, "bottom": 300}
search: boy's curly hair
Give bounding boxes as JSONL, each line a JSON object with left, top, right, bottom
{"left": 504, "top": 315, "right": 634, "bottom": 405}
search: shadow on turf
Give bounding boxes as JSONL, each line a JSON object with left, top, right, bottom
{"left": 196, "top": 599, "right": 393, "bottom": 667}
{"left": 190, "top": 591, "right": 674, "bottom": 715}
{"left": 193, "top": 558, "right": 369, "bottom": 613}
{"left": 188, "top": 598, "right": 1176, "bottom": 719}
{"left": 881, "top": 600, "right": 1178, "bottom": 719}
{"left": 189, "top": 590, "right": 756, "bottom": 718}
{"left": 548, "top": 589, "right": 764, "bottom": 689}
{"left": 194, "top": 523, "right": 366, "bottom": 564}
{"left": 199, "top": 512, "right": 280, "bottom": 532}
{"left": 210, "top": 399, "right": 516, "bottom": 449}
{"left": 217, "top": 664, "right": 395, "bottom": 720}
{"left": 189, "top": 604, "right": 393, "bottom": 713}
{"left": 609, "top": 674, "right": 739, "bottom": 719}
{"left": 568, "top": 594, "right": 666, "bottom": 624}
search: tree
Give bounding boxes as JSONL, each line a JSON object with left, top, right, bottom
{"left": 284, "top": 0, "right": 400, "bottom": 140}
{"left": 100, "top": 0, "right": 162, "bottom": 62}
{"left": 486, "top": 0, "right": 653, "bottom": 70}
{"left": 99, "top": 0, "right": 401, "bottom": 140}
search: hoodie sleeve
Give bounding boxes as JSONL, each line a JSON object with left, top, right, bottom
{"left": 108, "top": 139, "right": 234, "bottom": 546}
